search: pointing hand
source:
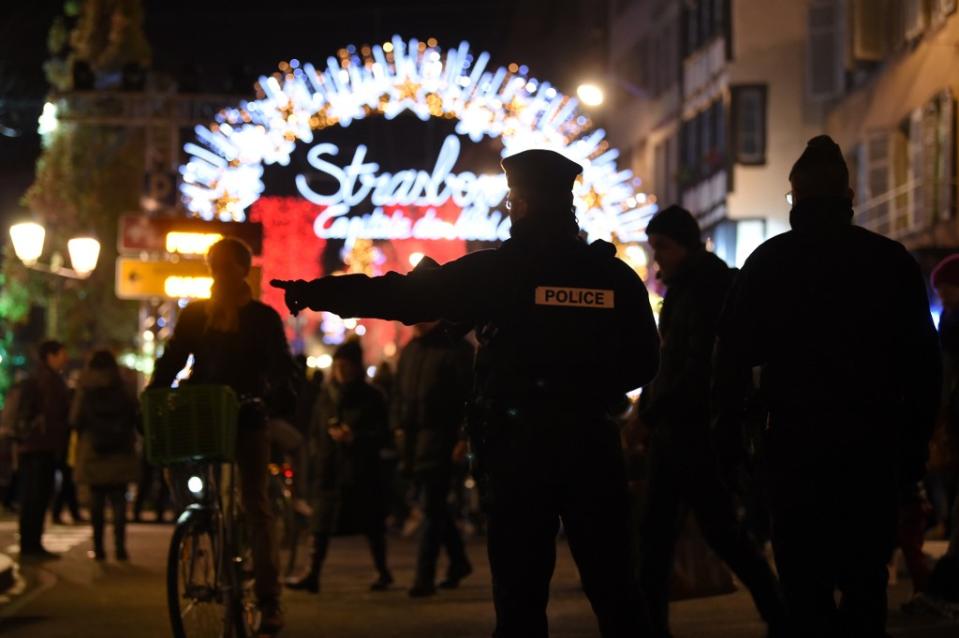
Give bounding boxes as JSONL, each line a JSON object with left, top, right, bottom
{"left": 270, "top": 279, "right": 310, "bottom": 316}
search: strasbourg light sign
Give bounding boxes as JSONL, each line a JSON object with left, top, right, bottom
{"left": 180, "top": 35, "right": 657, "bottom": 243}
{"left": 298, "top": 134, "right": 510, "bottom": 243}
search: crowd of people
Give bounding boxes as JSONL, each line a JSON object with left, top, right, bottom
{"left": 0, "top": 134, "right": 957, "bottom": 637}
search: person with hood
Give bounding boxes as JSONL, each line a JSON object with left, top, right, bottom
{"left": 149, "top": 237, "right": 297, "bottom": 635}
{"left": 71, "top": 350, "right": 139, "bottom": 561}
{"left": 637, "top": 205, "right": 786, "bottom": 637}
{"left": 287, "top": 339, "right": 394, "bottom": 593}
{"left": 273, "top": 148, "right": 660, "bottom": 637}
{"left": 393, "top": 319, "right": 474, "bottom": 597}
{"left": 713, "top": 135, "right": 942, "bottom": 637}
{"left": 16, "top": 340, "right": 71, "bottom": 559}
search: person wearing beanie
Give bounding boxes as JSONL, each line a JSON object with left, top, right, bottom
{"left": 637, "top": 207, "right": 787, "bottom": 637}
{"left": 287, "top": 338, "right": 394, "bottom": 594}
{"left": 714, "top": 135, "right": 942, "bottom": 636}
{"left": 273, "top": 148, "right": 661, "bottom": 636}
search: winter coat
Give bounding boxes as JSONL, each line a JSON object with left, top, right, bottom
{"left": 309, "top": 380, "right": 391, "bottom": 534}
{"left": 150, "top": 299, "right": 298, "bottom": 418}
{"left": 18, "top": 363, "right": 71, "bottom": 456}
{"left": 71, "top": 369, "right": 139, "bottom": 487}
{"left": 641, "top": 249, "right": 733, "bottom": 438}
{"left": 713, "top": 196, "right": 942, "bottom": 484}
{"left": 392, "top": 328, "right": 474, "bottom": 474}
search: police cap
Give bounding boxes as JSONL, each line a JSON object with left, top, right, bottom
{"left": 501, "top": 149, "right": 582, "bottom": 194}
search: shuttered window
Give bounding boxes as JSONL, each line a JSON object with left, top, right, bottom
{"left": 807, "top": 0, "right": 845, "bottom": 101}
{"left": 858, "top": 133, "right": 891, "bottom": 235}
{"left": 936, "top": 91, "right": 955, "bottom": 221}
{"left": 852, "top": 0, "right": 887, "bottom": 61}
{"left": 731, "top": 85, "right": 766, "bottom": 165}
{"left": 903, "top": 0, "right": 929, "bottom": 40}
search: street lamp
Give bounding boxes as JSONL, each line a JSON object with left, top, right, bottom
{"left": 9, "top": 222, "right": 45, "bottom": 266}
{"left": 67, "top": 237, "right": 101, "bottom": 277}
{"left": 576, "top": 76, "right": 648, "bottom": 110}
{"left": 8, "top": 221, "right": 101, "bottom": 279}
{"left": 576, "top": 82, "right": 606, "bottom": 107}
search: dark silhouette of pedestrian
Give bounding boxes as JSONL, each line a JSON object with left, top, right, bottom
{"left": 273, "top": 148, "right": 660, "bottom": 637}
{"left": 637, "top": 205, "right": 787, "bottom": 637}
{"left": 17, "top": 340, "right": 72, "bottom": 560}
{"left": 393, "top": 320, "right": 474, "bottom": 597}
{"left": 132, "top": 458, "right": 171, "bottom": 523}
{"left": 287, "top": 340, "right": 394, "bottom": 593}
{"left": 71, "top": 350, "right": 139, "bottom": 561}
{"left": 713, "top": 135, "right": 942, "bottom": 637}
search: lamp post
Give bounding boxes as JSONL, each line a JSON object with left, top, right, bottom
{"left": 9, "top": 221, "right": 101, "bottom": 279}
{"left": 9, "top": 221, "right": 102, "bottom": 338}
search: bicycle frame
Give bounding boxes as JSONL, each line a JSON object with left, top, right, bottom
{"left": 170, "top": 461, "right": 254, "bottom": 638}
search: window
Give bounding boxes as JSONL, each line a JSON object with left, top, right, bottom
{"left": 936, "top": 92, "right": 955, "bottom": 221}
{"left": 933, "top": 0, "right": 959, "bottom": 23}
{"left": 621, "top": 39, "right": 646, "bottom": 94}
{"left": 851, "top": 0, "right": 888, "bottom": 61}
{"left": 683, "top": 0, "right": 728, "bottom": 58}
{"left": 685, "top": 2, "right": 701, "bottom": 57}
{"left": 903, "top": 0, "right": 929, "bottom": 40}
{"left": 807, "top": 0, "right": 845, "bottom": 101}
{"left": 711, "top": 99, "right": 726, "bottom": 165}
{"left": 731, "top": 85, "right": 767, "bottom": 165}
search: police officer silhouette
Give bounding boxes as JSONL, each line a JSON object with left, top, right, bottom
{"left": 273, "top": 149, "right": 660, "bottom": 637}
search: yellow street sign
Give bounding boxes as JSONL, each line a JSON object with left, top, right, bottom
{"left": 115, "top": 257, "right": 261, "bottom": 301}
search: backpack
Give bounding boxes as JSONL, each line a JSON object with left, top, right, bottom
{"left": 0, "top": 379, "right": 44, "bottom": 441}
{"left": 81, "top": 386, "right": 135, "bottom": 455}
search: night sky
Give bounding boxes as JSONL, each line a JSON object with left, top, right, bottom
{"left": 0, "top": 0, "right": 602, "bottom": 233}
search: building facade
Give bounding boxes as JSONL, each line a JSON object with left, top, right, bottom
{"left": 820, "top": 0, "right": 958, "bottom": 261}
{"left": 608, "top": 0, "right": 821, "bottom": 266}
{"left": 607, "top": 0, "right": 959, "bottom": 268}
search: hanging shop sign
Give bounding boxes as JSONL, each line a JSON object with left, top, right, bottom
{"left": 118, "top": 215, "right": 263, "bottom": 256}
{"left": 179, "top": 35, "right": 658, "bottom": 244}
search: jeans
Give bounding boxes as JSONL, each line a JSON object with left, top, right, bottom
{"left": 90, "top": 485, "right": 127, "bottom": 552}
{"left": 236, "top": 423, "right": 280, "bottom": 603}
{"left": 640, "top": 431, "right": 786, "bottom": 637}
{"left": 18, "top": 451, "right": 56, "bottom": 552}
{"left": 52, "top": 458, "right": 81, "bottom": 522}
{"left": 413, "top": 467, "right": 470, "bottom": 586}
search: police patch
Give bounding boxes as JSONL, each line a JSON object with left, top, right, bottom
{"left": 535, "top": 286, "right": 615, "bottom": 309}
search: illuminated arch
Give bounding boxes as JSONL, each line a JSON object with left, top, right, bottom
{"left": 180, "top": 35, "right": 657, "bottom": 243}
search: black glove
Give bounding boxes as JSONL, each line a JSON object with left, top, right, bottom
{"left": 270, "top": 279, "right": 311, "bottom": 316}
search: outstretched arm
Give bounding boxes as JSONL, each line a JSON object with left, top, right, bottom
{"left": 271, "top": 250, "right": 499, "bottom": 325}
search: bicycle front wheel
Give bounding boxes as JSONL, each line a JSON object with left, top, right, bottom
{"left": 168, "top": 516, "right": 228, "bottom": 638}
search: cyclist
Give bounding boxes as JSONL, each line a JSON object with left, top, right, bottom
{"left": 150, "top": 237, "right": 297, "bottom": 635}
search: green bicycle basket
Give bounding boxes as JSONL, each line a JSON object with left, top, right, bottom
{"left": 141, "top": 385, "right": 239, "bottom": 465}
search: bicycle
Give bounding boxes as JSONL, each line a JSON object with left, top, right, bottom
{"left": 142, "top": 385, "right": 261, "bottom": 638}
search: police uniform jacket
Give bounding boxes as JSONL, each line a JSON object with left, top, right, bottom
{"left": 295, "top": 220, "right": 660, "bottom": 409}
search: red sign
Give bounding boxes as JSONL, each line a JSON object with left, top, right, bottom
{"left": 118, "top": 215, "right": 264, "bottom": 256}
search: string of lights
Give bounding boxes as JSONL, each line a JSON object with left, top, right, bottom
{"left": 180, "top": 35, "right": 658, "bottom": 243}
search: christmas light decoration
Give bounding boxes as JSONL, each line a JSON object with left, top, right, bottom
{"left": 181, "top": 35, "right": 657, "bottom": 243}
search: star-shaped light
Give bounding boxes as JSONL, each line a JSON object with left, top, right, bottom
{"left": 382, "top": 74, "right": 431, "bottom": 121}
{"left": 181, "top": 36, "right": 656, "bottom": 241}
